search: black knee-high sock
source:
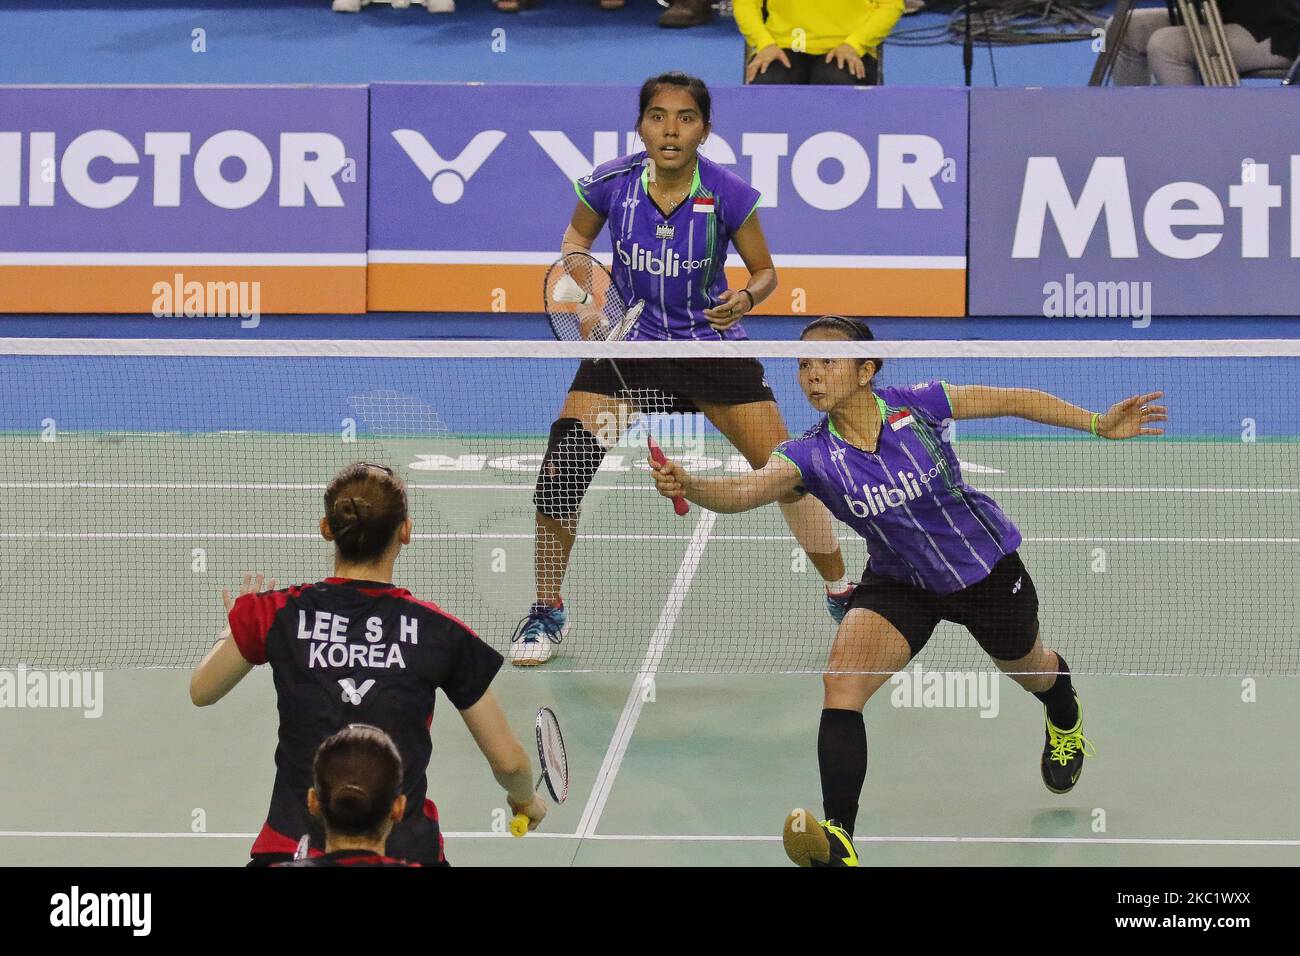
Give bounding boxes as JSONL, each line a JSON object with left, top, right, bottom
{"left": 818, "top": 708, "right": 867, "bottom": 837}
{"left": 1033, "top": 653, "right": 1079, "bottom": 729}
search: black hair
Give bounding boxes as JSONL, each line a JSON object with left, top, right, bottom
{"left": 313, "top": 724, "right": 404, "bottom": 839}
{"left": 800, "top": 315, "right": 884, "bottom": 378}
{"left": 323, "top": 462, "right": 408, "bottom": 564}
{"left": 638, "top": 72, "right": 712, "bottom": 127}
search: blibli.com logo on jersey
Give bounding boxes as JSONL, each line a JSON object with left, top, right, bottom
{"left": 615, "top": 240, "right": 711, "bottom": 278}
{"left": 843, "top": 465, "right": 945, "bottom": 518}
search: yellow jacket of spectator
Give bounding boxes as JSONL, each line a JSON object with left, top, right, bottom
{"left": 735, "top": 0, "right": 905, "bottom": 58}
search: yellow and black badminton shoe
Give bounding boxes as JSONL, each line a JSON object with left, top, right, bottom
{"left": 783, "top": 809, "right": 859, "bottom": 867}
{"left": 1041, "top": 694, "right": 1096, "bottom": 794}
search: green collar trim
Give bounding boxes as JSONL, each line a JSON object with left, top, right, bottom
{"left": 640, "top": 157, "right": 701, "bottom": 199}
{"left": 827, "top": 396, "right": 886, "bottom": 447}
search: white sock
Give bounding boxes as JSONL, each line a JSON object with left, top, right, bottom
{"left": 824, "top": 575, "right": 852, "bottom": 594}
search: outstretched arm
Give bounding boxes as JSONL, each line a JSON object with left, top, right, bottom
{"left": 650, "top": 452, "right": 803, "bottom": 514}
{"left": 189, "top": 572, "right": 275, "bottom": 706}
{"left": 459, "top": 690, "right": 547, "bottom": 831}
{"left": 947, "top": 384, "right": 1167, "bottom": 439}
{"left": 189, "top": 628, "right": 252, "bottom": 706}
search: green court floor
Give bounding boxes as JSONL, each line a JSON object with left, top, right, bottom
{"left": 2, "top": 670, "right": 1298, "bottom": 866}
{"left": 1, "top": 433, "right": 1297, "bottom": 864}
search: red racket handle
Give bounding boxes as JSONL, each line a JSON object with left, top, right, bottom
{"left": 647, "top": 436, "right": 689, "bottom": 517}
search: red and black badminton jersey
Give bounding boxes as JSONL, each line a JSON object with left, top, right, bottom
{"left": 227, "top": 577, "right": 503, "bottom": 865}
{"left": 273, "top": 849, "right": 421, "bottom": 868}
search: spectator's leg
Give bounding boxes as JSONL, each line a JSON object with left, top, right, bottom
{"left": 749, "top": 51, "right": 814, "bottom": 85}
{"left": 1109, "top": 8, "right": 1172, "bottom": 86}
{"left": 1222, "top": 23, "right": 1293, "bottom": 76}
{"left": 810, "top": 49, "right": 879, "bottom": 86}
{"left": 1148, "top": 24, "right": 1200, "bottom": 85}
{"left": 659, "top": 0, "right": 712, "bottom": 28}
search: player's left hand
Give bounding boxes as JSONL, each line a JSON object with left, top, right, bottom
{"left": 222, "top": 571, "right": 279, "bottom": 613}
{"left": 1099, "top": 391, "right": 1167, "bottom": 439}
{"left": 704, "top": 289, "right": 751, "bottom": 330}
{"left": 826, "top": 43, "right": 867, "bottom": 80}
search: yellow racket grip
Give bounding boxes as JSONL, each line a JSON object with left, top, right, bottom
{"left": 509, "top": 812, "right": 530, "bottom": 838}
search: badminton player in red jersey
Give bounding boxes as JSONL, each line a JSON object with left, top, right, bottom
{"left": 190, "top": 462, "right": 547, "bottom": 865}
{"left": 276, "top": 724, "right": 420, "bottom": 868}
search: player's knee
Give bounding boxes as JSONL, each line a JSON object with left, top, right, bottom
{"left": 822, "top": 672, "right": 871, "bottom": 710}
{"left": 983, "top": 620, "right": 1041, "bottom": 670}
{"left": 533, "top": 417, "right": 606, "bottom": 520}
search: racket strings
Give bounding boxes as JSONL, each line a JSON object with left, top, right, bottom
{"left": 536, "top": 707, "right": 570, "bottom": 803}
{"left": 545, "top": 252, "right": 636, "bottom": 343}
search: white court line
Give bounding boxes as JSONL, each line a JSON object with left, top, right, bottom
{"left": 0, "top": 253, "right": 365, "bottom": 266}
{"left": 2, "top": 532, "right": 1296, "bottom": 544}
{"left": 4, "top": 337, "right": 1300, "bottom": 359}
{"left": 2, "top": 830, "right": 1297, "bottom": 847}
{"left": 3, "top": 481, "right": 1299, "bottom": 494}
{"left": 574, "top": 510, "right": 717, "bottom": 840}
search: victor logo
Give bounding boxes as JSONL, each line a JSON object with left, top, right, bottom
{"left": 338, "top": 677, "right": 376, "bottom": 705}
{"left": 0, "top": 130, "right": 349, "bottom": 209}
{"left": 392, "top": 129, "right": 506, "bottom": 204}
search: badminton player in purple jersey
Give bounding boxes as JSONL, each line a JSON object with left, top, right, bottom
{"left": 513, "top": 71, "right": 850, "bottom": 665}
{"left": 651, "top": 316, "right": 1168, "bottom": 867}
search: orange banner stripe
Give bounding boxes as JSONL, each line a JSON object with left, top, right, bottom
{"left": 368, "top": 264, "right": 965, "bottom": 317}
{"left": 0, "top": 267, "right": 366, "bottom": 314}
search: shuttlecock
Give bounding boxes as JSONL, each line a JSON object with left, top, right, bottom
{"left": 553, "top": 274, "right": 591, "bottom": 305}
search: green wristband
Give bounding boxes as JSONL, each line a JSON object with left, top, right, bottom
{"left": 1090, "top": 412, "right": 1101, "bottom": 437}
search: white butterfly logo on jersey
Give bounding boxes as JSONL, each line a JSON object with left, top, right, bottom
{"left": 338, "top": 678, "right": 376, "bottom": 706}
{"left": 829, "top": 446, "right": 848, "bottom": 466}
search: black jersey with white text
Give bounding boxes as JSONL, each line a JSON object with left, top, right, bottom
{"left": 228, "top": 578, "right": 503, "bottom": 863}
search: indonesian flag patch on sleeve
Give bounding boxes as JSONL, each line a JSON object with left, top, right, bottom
{"left": 692, "top": 196, "right": 715, "bottom": 214}
{"left": 888, "top": 408, "right": 915, "bottom": 431}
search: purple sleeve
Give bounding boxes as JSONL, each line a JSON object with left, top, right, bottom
{"left": 717, "top": 170, "right": 762, "bottom": 232}
{"left": 574, "top": 157, "right": 629, "bottom": 219}
{"left": 773, "top": 437, "right": 810, "bottom": 480}
{"left": 889, "top": 380, "right": 954, "bottom": 424}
